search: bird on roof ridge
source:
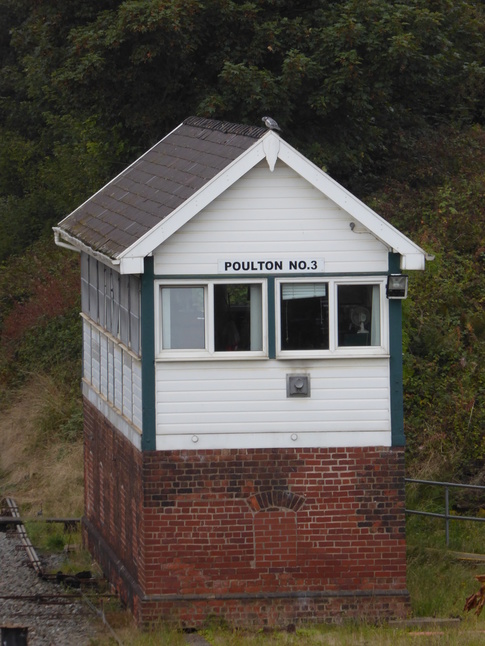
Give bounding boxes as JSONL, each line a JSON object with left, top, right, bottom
{"left": 262, "top": 116, "right": 282, "bottom": 131}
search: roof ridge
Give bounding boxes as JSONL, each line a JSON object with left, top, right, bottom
{"left": 183, "top": 116, "right": 267, "bottom": 139}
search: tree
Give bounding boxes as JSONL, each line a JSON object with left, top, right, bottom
{"left": 0, "top": 0, "right": 126, "bottom": 259}
{"left": 51, "top": 0, "right": 485, "bottom": 183}
{"left": 0, "top": 0, "right": 483, "bottom": 259}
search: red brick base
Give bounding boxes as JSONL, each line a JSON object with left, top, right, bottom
{"left": 83, "top": 399, "right": 410, "bottom": 627}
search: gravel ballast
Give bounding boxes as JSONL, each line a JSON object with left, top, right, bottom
{"left": 0, "top": 530, "right": 97, "bottom": 645}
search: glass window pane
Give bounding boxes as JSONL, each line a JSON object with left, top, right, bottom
{"left": 280, "top": 283, "right": 329, "bottom": 350}
{"left": 161, "top": 287, "right": 205, "bottom": 349}
{"left": 337, "top": 284, "right": 380, "bottom": 347}
{"left": 214, "top": 284, "right": 262, "bottom": 352}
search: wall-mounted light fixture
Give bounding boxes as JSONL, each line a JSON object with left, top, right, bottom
{"left": 386, "top": 274, "right": 408, "bottom": 299}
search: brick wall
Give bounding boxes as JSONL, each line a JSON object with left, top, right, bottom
{"left": 83, "top": 400, "right": 146, "bottom": 607}
{"left": 83, "top": 400, "right": 409, "bottom": 627}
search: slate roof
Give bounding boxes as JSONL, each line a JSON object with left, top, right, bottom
{"left": 57, "top": 117, "right": 268, "bottom": 259}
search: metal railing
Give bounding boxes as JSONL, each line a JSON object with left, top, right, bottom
{"left": 405, "top": 478, "right": 485, "bottom": 547}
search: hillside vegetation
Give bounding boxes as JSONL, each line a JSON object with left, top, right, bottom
{"left": 0, "top": 238, "right": 84, "bottom": 514}
{"left": 0, "top": 0, "right": 485, "bottom": 513}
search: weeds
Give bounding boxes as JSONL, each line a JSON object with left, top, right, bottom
{"left": 89, "top": 616, "right": 187, "bottom": 646}
{"left": 0, "top": 378, "right": 84, "bottom": 517}
{"left": 22, "top": 522, "right": 89, "bottom": 561}
{"left": 88, "top": 621, "right": 485, "bottom": 645}
{"left": 27, "top": 373, "right": 83, "bottom": 449}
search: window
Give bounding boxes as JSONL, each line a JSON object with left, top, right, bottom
{"left": 214, "top": 284, "right": 262, "bottom": 351}
{"left": 158, "top": 280, "right": 265, "bottom": 357}
{"left": 280, "top": 283, "right": 329, "bottom": 351}
{"left": 277, "top": 278, "right": 386, "bottom": 355}
{"left": 80, "top": 253, "right": 141, "bottom": 353}
{"left": 337, "top": 284, "right": 380, "bottom": 347}
{"left": 157, "top": 277, "right": 386, "bottom": 360}
{"left": 161, "top": 286, "right": 205, "bottom": 349}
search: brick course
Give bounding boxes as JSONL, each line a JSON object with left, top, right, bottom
{"left": 83, "top": 399, "right": 409, "bottom": 627}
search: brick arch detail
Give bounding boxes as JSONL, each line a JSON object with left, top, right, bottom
{"left": 247, "top": 490, "right": 305, "bottom": 513}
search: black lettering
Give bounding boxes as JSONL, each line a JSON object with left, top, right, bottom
{"left": 233, "top": 261, "right": 241, "bottom": 270}
{"left": 289, "top": 261, "right": 298, "bottom": 270}
{"left": 298, "top": 260, "right": 307, "bottom": 270}
{"left": 274, "top": 261, "right": 283, "bottom": 270}
{"left": 225, "top": 262, "right": 232, "bottom": 271}
{"left": 265, "top": 261, "right": 274, "bottom": 271}
{"left": 311, "top": 260, "right": 317, "bottom": 270}
{"left": 242, "top": 261, "right": 250, "bottom": 270}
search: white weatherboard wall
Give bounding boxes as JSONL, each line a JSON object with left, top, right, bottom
{"left": 155, "top": 359, "right": 390, "bottom": 450}
{"left": 153, "top": 161, "right": 389, "bottom": 276}
{"left": 153, "top": 160, "right": 394, "bottom": 451}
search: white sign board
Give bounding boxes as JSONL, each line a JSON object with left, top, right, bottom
{"left": 218, "top": 258, "right": 324, "bottom": 274}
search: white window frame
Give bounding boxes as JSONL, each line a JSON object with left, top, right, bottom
{"left": 155, "top": 279, "right": 268, "bottom": 361}
{"left": 276, "top": 277, "right": 388, "bottom": 358}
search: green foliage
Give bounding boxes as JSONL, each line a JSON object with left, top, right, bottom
{"left": 0, "top": 114, "right": 126, "bottom": 260}
{"left": 0, "top": 0, "right": 128, "bottom": 260}
{"left": 24, "top": 521, "right": 66, "bottom": 552}
{"left": 403, "top": 253, "right": 485, "bottom": 477}
{"left": 365, "top": 125, "right": 485, "bottom": 481}
{"left": 0, "top": 0, "right": 483, "bottom": 251}
{"left": 23, "top": 522, "right": 86, "bottom": 556}
{"left": 407, "top": 545, "right": 479, "bottom": 618}
{"left": 0, "top": 236, "right": 82, "bottom": 408}
{"left": 406, "top": 482, "right": 485, "bottom": 619}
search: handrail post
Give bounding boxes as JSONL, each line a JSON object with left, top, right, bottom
{"left": 445, "top": 486, "right": 450, "bottom": 547}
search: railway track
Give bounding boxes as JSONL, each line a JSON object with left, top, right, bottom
{"left": 0, "top": 497, "right": 102, "bottom": 645}
{"left": 0, "top": 497, "right": 208, "bottom": 645}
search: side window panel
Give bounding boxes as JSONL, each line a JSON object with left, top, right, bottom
{"left": 337, "top": 284, "right": 380, "bottom": 347}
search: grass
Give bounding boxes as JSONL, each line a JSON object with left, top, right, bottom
{"left": 89, "top": 615, "right": 187, "bottom": 645}
{"left": 405, "top": 484, "right": 485, "bottom": 630}
{"left": 201, "top": 623, "right": 485, "bottom": 645}
{"left": 0, "top": 376, "right": 84, "bottom": 517}
{"left": 407, "top": 540, "right": 482, "bottom": 618}
{"left": 23, "top": 520, "right": 79, "bottom": 553}
{"left": 405, "top": 478, "right": 485, "bottom": 618}
{"left": 89, "top": 619, "right": 485, "bottom": 645}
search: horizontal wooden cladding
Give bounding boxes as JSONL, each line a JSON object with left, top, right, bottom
{"left": 154, "top": 162, "right": 388, "bottom": 275}
{"left": 155, "top": 249, "right": 383, "bottom": 273}
{"left": 168, "top": 222, "right": 350, "bottom": 239}
{"left": 156, "top": 431, "right": 391, "bottom": 450}
{"left": 157, "top": 237, "right": 382, "bottom": 252}
{"left": 155, "top": 359, "right": 390, "bottom": 443}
